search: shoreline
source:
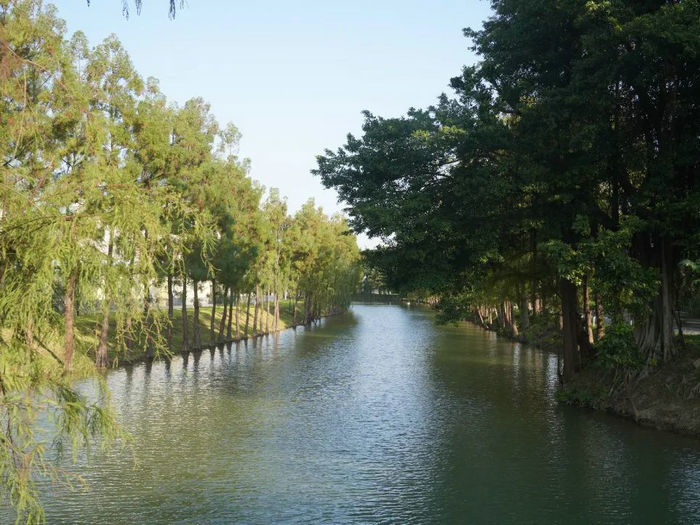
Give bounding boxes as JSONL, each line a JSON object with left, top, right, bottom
{"left": 114, "top": 311, "right": 343, "bottom": 368}
{"left": 468, "top": 319, "right": 700, "bottom": 438}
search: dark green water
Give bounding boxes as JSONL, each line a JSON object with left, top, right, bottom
{"left": 27, "top": 305, "right": 700, "bottom": 522}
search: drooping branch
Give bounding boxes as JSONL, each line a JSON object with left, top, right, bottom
{"left": 85, "top": 0, "right": 185, "bottom": 19}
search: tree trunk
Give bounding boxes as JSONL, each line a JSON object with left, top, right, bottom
{"left": 660, "top": 236, "right": 674, "bottom": 361}
{"left": 181, "top": 274, "right": 189, "bottom": 352}
{"left": 244, "top": 293, "right": 252, "bottom": 337}
{"left": 234, "top": 292, "right": 240, "bottom": 337}
{"left": 227, "top": 288, "right": 233, "bottom": 340}
{"left": 634, "top": 236, "right": 677, "bottom": 364}
{"left": 63, "top": 269, "right": 78, "bottom": 374}
{"left": 273, "top": 295, "right": 279, "bottom": 332}
{"left": 305, "top": 292, "right": 312, "bottom": 325}
{"left": 193, "top": 279, "right": 201, "bottom": 349}
{"left": 560, "top": 278, "right": 580, "bottom": 382}
{"left": 96, "top": 303, "right": 110, "bottom": 368}
{"left": 293, "top": 293, "right": 297, "bottom": 326}
{"left": 253, "top": 288, "right": 259, "bottom": 336}
{"left": 210, "top": 278, "right": 217, "bottom": 344}
{"left": 518, "top": 291, "right": 530, "bottom": 332}
{"left": 218, "top": 285, "right": 229, "bottom": 341}
{"left": 167, "top": 273, "right": 174, "bottom": 348}
{"left": 594, "top": 291, "right": 605, "bottom": 341}
{"left": 265, "top": 290, "right": 271, "bottom": 334}
{"left": 582, "top": 275, "right": 594, "bottom": 345}
{"left": 510, "top": 302, "right": 519, "bottom": 337}
{"left": 97, "top": 235, "right": 113, "bottom": 368}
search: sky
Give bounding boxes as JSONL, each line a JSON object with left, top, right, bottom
{"left": 49, "top": 0, "right": 493, "bottom": 247}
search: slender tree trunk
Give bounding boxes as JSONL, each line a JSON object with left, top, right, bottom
{"left": 244, "top": 293, "right": 252, "bottom": 337}
{"left": 594, "top": 291, "right": 605, "bottom": 341}
{"left": 193, "top": 279, "right": 201, "bottom": 349}
{"left": 218, "top": 285, "right": 229, "bottom": 341}
{"left": 305, "top": 292, "right": 312, "bottom": 325}
{"left": 96, "top": 304, "right": 110, "bottom": 368}
{"left": 97, "top": 235, "right": 114, "bottom": 368}
{"left": 510, "top": 302, "right": 519, "bottom": 337}
{"left": 293, "top": 293, "right": 297, "bottom": 326}
{"left": 63, "top": 269, "right": 78, "bottom": 374}
{"left": 274, "top": 295, "right": 279, "bottom": 332}
{"left": 181, "top": 274, "right": 189, "bottom": 352}
{"left": 143, "top": 280, "right": 154, "bottom": 358}
{"left": 125, "top": 313, "right": 133, "bottom": 350}
{"left": 234, "top": 292, "right": 240, "bottom": 337}
{"left": 582, "top": 275, "right": 594, "bottom": 345}
{"left": 210, "top": 278, "right": 217, "bottom": 344}
{"left": 253, "top": 288, "right": 259, "bottom": 336}
{"left": 518, "top": 289, "right": 530, "bottom": 331}
{"left": 660, "top": 236, "right": 674, "bottom": 361}
{"left": 167, "top": 273, "right": 174, "bottom": 348}
{"left": 227, "top": 288, "right": 233, "bottom": 340}
{"left": 265, "top": 290, "right": 271, "bottom": 333}
{"left": 560, "top": 278, "right": 580, "bottom": 382}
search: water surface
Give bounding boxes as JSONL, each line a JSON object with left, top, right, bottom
{"left": 27, "top": 305, "right": 700, "bottom": 522}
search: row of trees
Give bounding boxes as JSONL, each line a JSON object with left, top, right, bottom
{"left": 316, "top": 0, "right": 700, "bottom": 382}
{"left": 0, "top": 1, "right": 360, "bottom": 521}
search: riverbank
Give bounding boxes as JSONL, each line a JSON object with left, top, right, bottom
{"left": 469, "top": 315, "right": 700, "bottom": 437}
{"left": 561, "top": 335, "right": 700, "bottom": 437}
{"left": 75, "top": 300, "right": 332, "bottom": 367}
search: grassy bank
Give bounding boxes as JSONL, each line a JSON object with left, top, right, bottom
{"left": 75, "top": 299, "right": 307, "bottom": 367}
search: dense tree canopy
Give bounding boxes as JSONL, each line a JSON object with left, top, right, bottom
{"left": 316, "top": 0, "right": 700, "bottom": 381}
{"left": 0, "top": 1, "right": 360, "bottom": 521}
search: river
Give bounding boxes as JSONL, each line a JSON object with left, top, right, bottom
{"left": 26, "top": 304, "right": 700, "bottom": 523}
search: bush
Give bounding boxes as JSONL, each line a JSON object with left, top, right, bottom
{"left": 594, "top": 323, "right": 643, "bottom": 370}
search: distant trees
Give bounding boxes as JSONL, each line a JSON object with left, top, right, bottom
{"left": 0, "top": 1, "right": 360, "bottom": 521}
{"left": 316, "top": 0, "right": 700, "bottom": 382}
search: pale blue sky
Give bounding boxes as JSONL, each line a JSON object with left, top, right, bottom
{"left": 50, "top": 0, "right": 492, "bottom": 245}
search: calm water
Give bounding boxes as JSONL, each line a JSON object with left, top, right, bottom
{"left": 26, "top": 305, "right": 700, "bottom": 522}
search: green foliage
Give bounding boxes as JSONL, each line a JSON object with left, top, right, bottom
{"left": 0, "top": 1, "right": 361, "bottom": 520}
{"left": 316, "top": 0, "right": 700, "bottom": 377}
{"left": 594, "top": 323, "right": 644, "bottom": 371}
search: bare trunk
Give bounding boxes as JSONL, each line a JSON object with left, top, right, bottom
{"left": 476, "top": 307, "right": 485, "bottom": 327}
{"left": 218, "top": 285, "right": 229, "bottom": 341}
{"left": 167, "top": 273, "right": 174, "bottom": 348}
{"left": 510, "top": 302, "right": 519, "bottom": 337}
{"left": 63, "top": 269, "right": 77, "bottom": 374}
{"left": 253, "top": 288, "right": 259, "bottom": 336}
{"left": 244, "top": 293, "right": 252, "bottom": 337}
{"left": 234, "top": 292, "right": 240, "bottom": 337}
{"left": 582, "top": 275, "right": 594, "bottom": 345}
{"left": 210, "top": 278, "right": 217, "bottom": 344}
{"left": 227, "top": 288, "right": 233, "bottom": 340}
{"left": 560, "top": 278, "right": 580, "bottom": 382}
{"left": 96, "top": 303, "right": 110, "bottom": 368}
{"left": 518, "top": 291, "right": 530, "bottom": 331}
{"left": 265, "top": 290, "right": 271, "bottom": 334}
{"left": 293, "top": 293, "right": 297, "bottom": 326}
{"left": 594, "top": 291, "right": 605, "bottom": 341}
{"left": 273, "top": 295, "right": 279, "bottom": 332}
{"left": 193, "top": 280, "right": 201, "bottom": 349}
{"left": 305, "top": 292, "right": 312, "bottom": 325}
{"left": 634, "top": 236, "right": 677, "bottom": 364}
{"left": 660, "top": 237, "right": 674, "bottom": 361}
{"left": 97, "top": 235, "right": 113, "bottom": 368}
{"left": 181, "top": 274, "right": 189, "bottom": 352}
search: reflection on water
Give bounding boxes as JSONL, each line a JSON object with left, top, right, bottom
{"left": 5, "top": 304, "right": 700, "bottom": 523}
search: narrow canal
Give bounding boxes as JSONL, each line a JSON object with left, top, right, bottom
{"left": 35, "top": 304, "right": 700, "bottom": 523}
